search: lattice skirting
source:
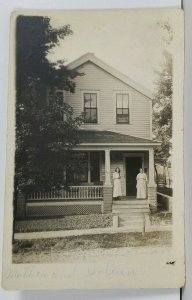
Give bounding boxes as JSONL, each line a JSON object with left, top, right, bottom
{"left": 26, "top": 203, "right": 102, "bottom": 217}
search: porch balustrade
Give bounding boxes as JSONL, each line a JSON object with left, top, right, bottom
{"left": 27, "top": 186, "right": 103, "bottom": 201}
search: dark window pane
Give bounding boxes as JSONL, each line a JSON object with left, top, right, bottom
{"left": 90, "top": 152, "right": 100, "bottom": 183}
{"left": 117, "top": 114, "right": 129, "bottom": 123}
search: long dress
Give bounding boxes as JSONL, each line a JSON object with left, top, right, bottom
{"left": 136, "top": 173, "right": 147, "bottom": 199}
{"left": 113, "top": 172, "right": 122, "bottom": 197}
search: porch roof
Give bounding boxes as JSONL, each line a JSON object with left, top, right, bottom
{"left": 78, "top": 130, "right": 160, "bottom": 146}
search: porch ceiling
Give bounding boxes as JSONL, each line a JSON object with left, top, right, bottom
{"left": 77, "top": 130, "right": 160, "bottom": 146}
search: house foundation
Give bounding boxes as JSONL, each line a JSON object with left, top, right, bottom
{"left": 148, "top": 185, "right": 157, "bottom": 212}
{"left": 103, "top": 185, "right": 113, "bottom": 213}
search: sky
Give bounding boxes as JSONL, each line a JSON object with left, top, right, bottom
{"left": 47, "top": 9, "right": 175, "bottom": 92}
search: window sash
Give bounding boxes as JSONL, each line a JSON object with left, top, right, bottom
{"left": 84, "top": 108, "right": 97, "bottom": 123}
{"left": 116, "top": 112, "right": 129, "bottom": 123}
{"left": 116, "top": 94, "right": 129, "bottom": 123}
{"left": 84, "top": 93, "right": 97, "bottom": 123}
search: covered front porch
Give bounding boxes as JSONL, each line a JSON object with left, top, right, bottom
{"left": 24, "top": 148, "right": 157, "bottom": 218}
{"left": 63, "top": 146, "right": 157, "bottom": 213}
{"left": 69, "top": 129, "right": 159, "bottom": 212}
{"left": 17, "top": 130, "right": 159, "bottom": 219}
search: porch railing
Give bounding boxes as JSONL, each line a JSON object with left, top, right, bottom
{"left": 27, "top": 186, "right": 103, "bottom": 201}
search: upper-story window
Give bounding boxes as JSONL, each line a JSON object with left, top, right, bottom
{"left": 116, "top": 93, "right": 129, "bottom": 123}
{"left": 84, "top": 93, "right": 97, "bottom": 123}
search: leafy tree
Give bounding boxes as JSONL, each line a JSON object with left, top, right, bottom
{"left": 153, "top": 50, "right": 172, "bottom": 166}
{"left": 15, "top": 16, "right": 83, "bottom": 192}
{"left": 153, "top": 20, "right": 173, "bottom": 174}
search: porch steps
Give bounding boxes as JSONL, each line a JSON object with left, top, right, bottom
{"left": 112, "top": 199, "right": 150, "bottom": 231}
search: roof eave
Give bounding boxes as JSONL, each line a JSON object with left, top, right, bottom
{"left": 67, "top": 53, "right": 153, "bottom": 100}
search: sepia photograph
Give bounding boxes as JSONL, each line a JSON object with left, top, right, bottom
{"left": 2, "top": 9, "right": 184, "bottom": 289}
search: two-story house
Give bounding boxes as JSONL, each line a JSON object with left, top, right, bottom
{"left": 22, "top": 53, "right": 160, "bottom": 220}
{"left": 65, "top": 53, "right": 159, "bottom": 210}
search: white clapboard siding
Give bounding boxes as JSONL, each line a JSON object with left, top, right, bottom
{"left": 65, "top": 62, "right": 151, "bottom": 139}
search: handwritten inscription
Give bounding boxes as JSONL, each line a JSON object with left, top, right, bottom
{"left": 5, "top": 263, "right": 135, "bottom": 280}
{"left": 87, "top": 263, "right": 135, "bottom": 277}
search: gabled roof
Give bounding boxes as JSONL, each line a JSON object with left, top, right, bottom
{"left": 67, "top": 53, "right": 153, "bottom": 99}
{"left": 78, "top": 130, "right": 160, "bottom": 146}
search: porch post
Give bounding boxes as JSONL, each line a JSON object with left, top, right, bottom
{"left": 103, "top": 149, "right": 113, "bottom": 213}
{"left": 149, "top": 148, "right": 155, "bottom": 185}
{"left": 148, "top": 148, "right": 157, "bottom": 212}
{"left": 104, "top": 149, "right": 111, "bottom": 186}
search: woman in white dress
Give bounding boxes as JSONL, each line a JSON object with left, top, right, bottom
{"left": 113, "top": 167, "right": 122, "bottom": 200}
{"left": 136, "top": 168, "right": 147, "bottom": 199}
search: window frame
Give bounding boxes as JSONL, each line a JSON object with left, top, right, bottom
{"left": 82, "top": 90, "right": 100, "bottom": 124}
{"left": 114, "top": 92, "right": 131, "bottom": 124}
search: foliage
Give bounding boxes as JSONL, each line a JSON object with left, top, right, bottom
{"left": 15, "top": 16, "right": 83, "bottom": 191}
{"left": 153, "top": 20, "right": 173, "bottom": 166}
{"left": 157, "top": 19, "right": 173, "bottom": 45}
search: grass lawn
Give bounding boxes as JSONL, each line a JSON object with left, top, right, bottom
{"left": 150, "top": 212, "right": 172, "bottom": 225}
{"left": 13, "top": 231, "right": 172, "bottom": 263}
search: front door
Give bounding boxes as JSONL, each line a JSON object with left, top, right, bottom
{"left": 126, "top": 157, "right": 142, "bottom": 196}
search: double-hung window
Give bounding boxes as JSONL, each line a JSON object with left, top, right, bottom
{"left": 84, "top": 93, "right": 97, "bottom": 123}
{"left": 116, "top": 93, "right": 129, "bottom": 123}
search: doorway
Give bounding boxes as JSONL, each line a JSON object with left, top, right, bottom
{"left": 126, "top": 157, "right": 142, "bottom": 196}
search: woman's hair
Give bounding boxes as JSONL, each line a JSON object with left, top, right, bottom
{"left": 115, "top": 167, "right": 120, "bottom": 173}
